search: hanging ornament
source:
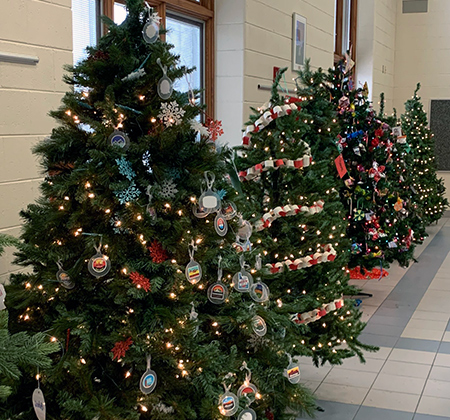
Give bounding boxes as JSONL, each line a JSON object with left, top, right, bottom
{"left": 252, "top": 315, "right": 267, "bottom": 337}
{"left": 284, "top": 354, "right": 301, "bottom": 384}
{"left": 238, "top": 362, "right": 258, "bottom": 401}
{"left": 190, "top": 119, "right": 210, "bottom": 138}
{"left": 214, "top": 213, "right": 228, "bottom": 237}
{"left": 142, "top": 151, "right": 153, "bottom": 174}
{"left": 142, "top": 6, "right": 161, "bottom": 44}
{"left": 199, "top": 171, "right": 221, "bottom": 212}
{"left": 88, "top": 242, "right": 111, "bottom": 278}
{"left": 0, "top": 284, "right": 5, "bottom": 310}
{"left": 233, "top": 255, "right": 253, "bottom": 293}
{"left": 206, "top": 118, "right": 224, "bottom": 142}
{"left": 208, "top": 257, "right": 228, "bottom": 304}
{"left": 353, "top": 208, "right": 365, "bottom": 222}
{"left": 109, "top": 130, "right": 130, "bottom": 151}
{"left": 185, "top": 241, "right": 202, "bottom": 284}
{"left": 190, "top": 302, "right": 199, "bottom": 336}
{"left": 238, "top": 408, "right": 257, "bottom": 420}
{"left": 158, "top": 101, "right": 186, "bottom": 127}
{"left": 249, "top": 255, "right": 269, "bottom": 302}
{"left": 111, "top": 337, "right": 133, "bottom": 361}
{"left": 56, "top": 261, "right": 75, "bottom": 290}
{"left": 394, "top": 197, "right": 403, "bottom": 211}
{"left": 156, "top": 58, "right": 174, "bottom": 100}
{"left": 140, "top": 355, "right": 157, "bottom": 394}
{"left": 32, "top": 386, "right": 46, "bottom": 420}
{"left": 148, "top": 240, "right": 168, "bottom": 263}
{"left": 221, "top": 202, "right": 238, "bottom": 220}
{"left": 145, "top": 186, "right": 157, "bottom": 223}
{"left": 130, "top": 272, "right": 151, "bottom": 292}
{"left": 219, "top": 375, "right": 239, "bottom": 417}
{"left": 159, "top": 179, "right": 178, "bottom": 199}
{"left": 233, "top": 216, "right": 253, "bottom": 252}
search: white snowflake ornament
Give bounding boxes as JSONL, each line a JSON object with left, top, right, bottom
{"left": 160, "top": 179, "right": 178, "bottom": 199}
{"left": 158, "top": 101, "right": 185, "bottom": 127}
{"left": 190, "top": 119, "right": 210, "bottom": 137}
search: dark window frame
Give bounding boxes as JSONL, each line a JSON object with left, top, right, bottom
{"left": 334, "top": 0, "right": 358, "bottom": 66}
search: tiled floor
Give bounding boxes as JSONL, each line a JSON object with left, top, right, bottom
{"left": 298, "top": 216, "right": 450, "bottom": 420}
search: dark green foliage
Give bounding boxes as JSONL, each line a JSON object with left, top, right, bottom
{"left": 401, "top": 84, "right": 448, "bottom": 224}
{"left": 234, "top": 64, "right": 376, "bottom": 371}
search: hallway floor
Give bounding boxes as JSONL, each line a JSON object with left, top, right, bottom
{"left": 298, "top": 216, "right": 450, "bottom": 420}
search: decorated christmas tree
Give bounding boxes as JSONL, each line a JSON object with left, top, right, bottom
{"left": 4, "top": 2, "right": 336, "bottom": 419}
{"left": 401, "top": 84, "right": 448, "bottom": 224}
{"left": 327, "top": 60, "right": 416, "bottom": 272}
{"left": 235, "top": 65, "right": 374, "bottom": 370}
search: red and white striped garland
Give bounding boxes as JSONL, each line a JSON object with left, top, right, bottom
{"left": 238, "top": 155, "right": 312, "bottom": 182}
{"left": 266, "top": 244, "right": 337, "bottom": 273}
{"left": 255, "top": 200, "right": 325, "bottom": 231}
{"left": 290, "top": 297, "right": 344, "bottom": 325}
{"left": 242, "top": 102, "right": 302, "bottom": 148}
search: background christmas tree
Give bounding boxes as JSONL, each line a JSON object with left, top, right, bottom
{"left": 235, "top": 65, "right": 375, "bottom": 369}
{"left": 327, "top": 61, "right": 416, "bottom": 272}
{"left": 401, "top": 84, "right": 448, "bottom": 224}
{"left": 3, "top": 1, "right": 332, "bottom": 419}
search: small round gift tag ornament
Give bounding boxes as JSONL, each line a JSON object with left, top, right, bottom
{"left": 32, "top": 388, "right": 46, "bottom": 420}
{"left": 252, "top": 315, "right": 267, "bottom": 337}
{"left": 237, "top": 219, "right": 253, "bottom": 241}
{"left": 238, "top": 408, "right": 257, "bottom": 420}
{"left": 156, "top": 58, "right": 173, "bottom": 100}
{"left": 185, "top": 241, "right": 202, "bottom": 285}
{"left": 238, "top": 362, "right": 258, "bottom": 400}
{"left": 219, "top": 379, "right": 239, "bottom": 418}
{"left": 221, "top": 202, "right": 237, "bottom": 220}
{"left": 199, "top": 172, "right": 221, "bottom": 212}
{"left": 56, "top": 261, "right": 75, "bottom": 290}
{"left": 109, "top": 130, "right": 130, "bottom": 151}
{"left": 88, "top": 244, "right": 111, "bottom": 278}
{"left": 233, "top": 256, "right": 253, "bottom": 293}
{"left": 284, "top": 354, "right": 301, "bottom": 384}
{"left": 214, "top": 213, "right": 228, "bottom": 237}
{"left": 250, "top": 281, "right": 269, "bottom": 303}
{"left": 208, "top": 257, "right": 228, "bottom": 304}
{"left": 142, "top": 8, "right": 160, "bottom": 44}
{"left": 140, "top": 355, "right": 157, "bottom": 395}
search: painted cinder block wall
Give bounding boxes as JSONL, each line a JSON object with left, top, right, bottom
{"left": 0, "top": 0, "right": 72, "bottom": 283}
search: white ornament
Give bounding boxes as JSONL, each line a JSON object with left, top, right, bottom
{"left": 158, "top": 101, "right": 186, "bottom": 127}
{"left": 159, "top": 179, "right": 178, "bottom": 199}
{"left": 190, "top": 119, "right": 210, "bottom": 137}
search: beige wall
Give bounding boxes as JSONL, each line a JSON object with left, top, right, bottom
{"left": 0, "top": 0, "right": 72, "bottom": 282}
{"left": 216, "top": 0, "right": 335, "bottom": 146}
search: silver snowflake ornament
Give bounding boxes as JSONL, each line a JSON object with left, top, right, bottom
{"left": 158, "top": 101, "right": 186, "bottom": 127}
{"left": 159, "top": 179, "right": 178, "bottom": 199}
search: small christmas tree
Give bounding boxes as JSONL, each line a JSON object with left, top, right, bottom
{"left": 327, "top": 61, "right": 416, "bottom": 271}
{"left": 235, "top": 65, "right": 375, "bottom": 368}
{"left": 401, "top": 84, "right": 448, "bottom": 224}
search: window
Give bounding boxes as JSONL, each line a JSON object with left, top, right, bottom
{"left": 334, "top": 0, "right": 358, "bottom": 64}
{"left": 72, "top": 0, "right": 98, "bottom": 64}
{"left": 102, "top": 0, "right": 215, "bottom": 116}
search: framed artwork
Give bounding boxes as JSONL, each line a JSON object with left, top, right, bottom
{"left": 292, "top": 13, "right": 307, "bottom": 70}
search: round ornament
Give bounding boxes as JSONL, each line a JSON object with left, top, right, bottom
{"left": 32, "top": 388, "right": 46, "bottom": 420}
{"left": 109, "top": 130, "right": 130, "bottom": 151}
{"left": 200, "top": 190, "right": 221, "bottom": 212}
{"left": 238, "top": 381, "right": 258, "bottom": 399}
{"left": 207, "top": 281, "right": 228, "bottom": 304}
{"left": 219, "top": 391, "right": 239, "bottom": 417}
{"left": 192, "top": 205, "right": 210, "bottom": 218}
{"left": 221, "top": 202, "right": 237, "bottom": 220}
{"left": 238, "top": 408, "right": 257, "bottom": 420}
{"left": 157, "top": 75, "right": 173, "bottom": 100}
{"left": 185, "top": 259, "right": 202, "bottom": 285}
{"left": 233, "top": 270, "right": 253, "bottom": 293}
{"left": 238, "top": 220, "right": 253, "bottom": 241}
{"left": 252, "top": 315, "right": 267, "bottom": 337}
{"left": 285, "top": 362, "right": 301, "bottom": 384}
{"left": 249, "top": 281, "right": 270, "bottom": 303}
{"left": 88, "top": 248, "right": 111, "bottom": 278}
{"left": 142, "top": 20, "right": 159, "bottom": 44}
{"left": 214, "top": 213, "right": 228, "bottom": 237}
{"left": 140, "top": 356, "right": 157, "bottom": 394}
{"left": 56, "top": 268, "right": 75, "bottom": 290}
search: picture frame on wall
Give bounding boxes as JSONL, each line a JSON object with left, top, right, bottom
{"left": 292, "top": 13, "right": 307, "bottom": 70}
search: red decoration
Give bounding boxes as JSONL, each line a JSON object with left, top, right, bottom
{"left": 375, "top": 128, "right": 384, "bottom": 137}
{"left": 265, "top": 409, "right": 274, "bottom": 420}
{"left": 148, "top": 240, "right": 168, "bottom": 263}
{"left": 88, "top": 50, "right": 109, "bottom": 62}
{"left": 111, "top": 337, "right": 133, "bottom": 361}
{"left": 130, "top": 271, "right": 151, "bottom": 292}
{"left": 335, "top": 154, "right": 347, "bottom": 178}
{"left": 207, "top": 119, "right": 224, "bottom": 142}
{"left": 348, "top": 267, "right": 389, "bottom": 279}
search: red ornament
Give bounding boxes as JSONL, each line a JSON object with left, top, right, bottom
{"left": 207, "top": 119, "right": 224, "bottom": 142}
{"left": 111, "top": 337, "right": 133, "bottom": 361}
{"left": 148, "top": 240, "right": 168, "bottom": 263}
{"left": 130, "top": 271, "right": 151, "bottom": 292}
{"left": 265, "top": 409, "right": 274, "bottom": 420}
{"left": 375, "top": 128, "right": 384, "bottom": 137}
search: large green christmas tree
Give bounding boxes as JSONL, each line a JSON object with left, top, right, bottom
{"left": 235, "top": 65, "right": 374, "bottom": 366}
{"left": 401, "top": 84, "right": 447, "bottom": 224}
{"left": 327, "top": 62, "right": 417, "bottom": 271}
{"left": 4, "top": 2, "right": 345, "bottom": 419}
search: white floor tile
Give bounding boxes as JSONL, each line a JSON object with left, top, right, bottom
{"left": 403, "top": 318, "right": 448, "bottom": 332}
{"left": 380, "top": 360, "right": 432, "bottom": 379}
{"left": 298, "top": 364, "right": 332, "bottom": 382}
{"left": 417, "top": 396, "right": 450, "bottom": 417}
{"left": 429, "top": 365, "right": 450, "bottom": 382}
{"left": 411, "top": 310, "right": 447, "bottom": 321}
{"left": 300, "top": 379, "right": 321, "bottom": 393}
{"left": 332, "top": 356, "right": 385, "bottom": 373}
{"left": 323, "top": 368, "right": 377, "bottom": 388}
{"left": 314, "top": 383, "right": 369, "bottom": 405}
{"left": 372, "top": 373, "right": 426, "bottom": 395}
{"left": 442, "top": 331, "right": 450, "bottom": 342}
{"left": 362, "top": 389, "right": 420, "bottom": 412}
{"left": 401, "top": 327, "right": 445, "bottom": 341}
{"left": 434, "top": 353, "right": 450, "bottom": 367}
{"left": 363, "top": 346, "right": 392, "bottom": 360}
{"left": 388, "top": 349, "right": 436, "bottom": 365}
{"left": 423, "top": 379, "right": 450, "bottom": 398}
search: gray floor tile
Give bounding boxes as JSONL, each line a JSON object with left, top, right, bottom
{"left": 296, "top": 400, "right": 359, "bottom": 420}
{"left": 369, "top": 315, "right": 410, "bottom": 328}
{"left": 363, "top": 323, "right": 405, "bottom": 337}
{"left": 438, "top": 342, "right": 450, "bottom": 355}
{"left": 374, "top": 307, "right": 415, "bottom": 319}
{"left": 354, "top": 406, "right": 414, "bottom": 420}
{"left": 359, "top": 332, "right": 399, "bottom": 348}
{"left": 395, "top": 338, "right": 441, "bottom": 353}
